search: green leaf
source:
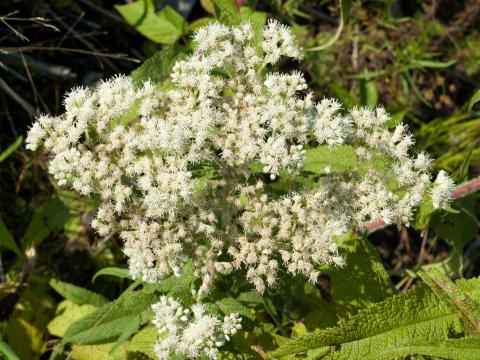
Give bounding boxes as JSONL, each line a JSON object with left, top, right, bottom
{"left": 200, "top": 0, "right": 214, "bottom": 13}
{"left": 47, "top": 300, "right": 96, "bottom": 338}
{"left": 131, "top": 44, "right": 186, "bottom": 84}
{"left": 430, "top": 197, "right": 479, "bottom": 251}
{"left": 270, "top": 276, "right": 480, "bottom": 358}
{"left": 360, "top": 80, "right": 378, "bottom": 109}
{"left": 374, "top": 338, "right": 480, "bottom": 360}
{"left": 49, "top": 279, "right": 108, "bottom": 306}
{"left": 6, "top": 317, "right": 45, "bottom": 360}
{"left": 451, "top": 149, "right": 473, "bottom": 183}
{"left": 0, "top": 214, "right": 20, "bottom": 255}
{"left": 410, "top": 59, "right": 457, "bottom": 69}
{"left": 212, "top": 0, "right": 241, "bottom": 25}
{"left": 414, "top": 193, "right": 436, "bottom": 230}
{"left": 147, "top": 262, "right": 195, "bottom": 304}
{"left": 419, "top": 268, "right": 480, "bottom": 335}
{"left": 24, "top": 197, "right": 69, "bottom": 247}
{"left": 309, "top": 0, "right": 352, "bottom": 51}
{"left": 92, "top": 267, "right": 131, "bottom": 283}
{"left": 0, "top": 136, "right": 22, "bottom": 163}
{"left": 216, "top": 297, "right": 255, "bottom": 320}
{"left": 70, "top": 342, "right": 127, "bottom": 360}
{"left": 239, "top": 7, "right": 267, "bottom": 53}
{"left": 304, "top": 145, "right": 356, "bottom": 174}
{"left": 125, "top": 326, "right": 157, "bottom": 358}
{"left": 322, "top": 235, "right": 394, "bottom": 318}
{"left": 63, "top": 291, "right": 156, "bottom": 345}
{"left": 468, "top": 89, "right": 480, "bottom": 116}
{"left": 385, "top": 110, "right": 406, "bottom": 128}
{"left": 116, "top": 1, "right": 186, "bottom": 44}
{"left": 421, "top": 250, "right": 463, "bottom": 277}
{"left": 0, "top": 340, "right": 20, "bottom": 360}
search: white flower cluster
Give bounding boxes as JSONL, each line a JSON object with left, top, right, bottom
{"left": 26, "top": 20, "right": 454, "bottom": 296}
{"left": 151, "top": 296, "right": 242, "bottom": 359}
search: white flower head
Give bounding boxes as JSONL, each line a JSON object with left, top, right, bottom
{"left": 431, "top": 170, "right": 455, "bottom": 209}
{"left": 152, "top": 296, "right": 242, "bottom": 359}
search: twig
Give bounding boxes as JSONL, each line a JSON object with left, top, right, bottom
{"left": 57, "top": 12, "right": 85, "bottom": 48}
{"left": 2, "top": 52, "right": 77, "bottom": 79}
{"left": 418, "top": 226, "right": 429, "bottom": 262}
{"left": 0, "top": 251, "right": 4, "bottom": 283}
{"left": 40, "top": 2, "right": 121, "bottom": 72}
{"left": 0, "top": 46, "right": 139, "bottom": 62}
{"left": 0, "top": 10, "right": 59, "bottom": 41}
{"left": 21, "top": 53, "right": 48, "bottom": 113}
{"left": 0, "top": 76, "right": 37, "bottom": 116}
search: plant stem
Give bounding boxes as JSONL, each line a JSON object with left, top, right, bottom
{"left": 0, "top": 250, "right": 4, "bottom": 283}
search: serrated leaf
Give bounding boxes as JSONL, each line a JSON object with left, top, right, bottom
{"left": 237, "top": 291, "right": 264, "bottom": 305}
{"left": 63, "top": 291, "right": 156, "bottom": 345}
{"left": 116, "top": 1, "right": 186, "bottom": 44}
{"left": 374, "top": 338, "right": 480, "bottom": 360}
{"left": 131, "top": 44, "right": 186, "bottom": 84}
{"left": 0, "top": 136, "right": 22, "bottom": 163}
{"left": 212, "top": 0, "right": 241, "bottom": 25}
{"left": 419, "top": 268, "right": 480, "bottom": 335}
{"left": 24, "top": 197, "right": 69, "bottom": 247}
{"left": 92, "top": 267, "right": 131, "bottom": 283}
{"left": 0, "top": 214, "right": 20, "bottom": 255}
{"left": 49, "top": 279, "right": 108, "bottom": 306}
{"left": 216, "top": 297, "right": 255, "bottom": 320}
{"left": 146, "top": 262, "right": 195, "bottom": 304}
{"left": 271, "top": 276, "right": 480, "bottom": 358}
{"left": 322, "top": 235, "right": 394, "bottom": 318}
{"left": 47, "top": 300, "right": 96, "bottom": 338}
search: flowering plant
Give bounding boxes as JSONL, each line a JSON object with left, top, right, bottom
{"left": 27, "top": 20, "right": 464, "bottom": 359}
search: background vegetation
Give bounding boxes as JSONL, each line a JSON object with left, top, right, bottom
{"left": 0, "top": 0, "right": 479, "bottom": 359}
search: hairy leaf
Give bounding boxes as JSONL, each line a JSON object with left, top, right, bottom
{"left": 63, "top": 291, "right": 156, "bottom": 345}
{"left": 49, "top": 279, "right": 108, "bottom": 307}
{"left": 271, "top": 276, "right": 480, "bottom": 358}
{"left": 47, "top": 300, "right": 96, "bottom": 338}
{"left": 131, "top": 44, "right": 186, "bottom": 84}
{"left": 322, "top": 235, "right": 394, "bottom": 318}
{"left": 212, "top": 0, "right": 241, "bottom": 25}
